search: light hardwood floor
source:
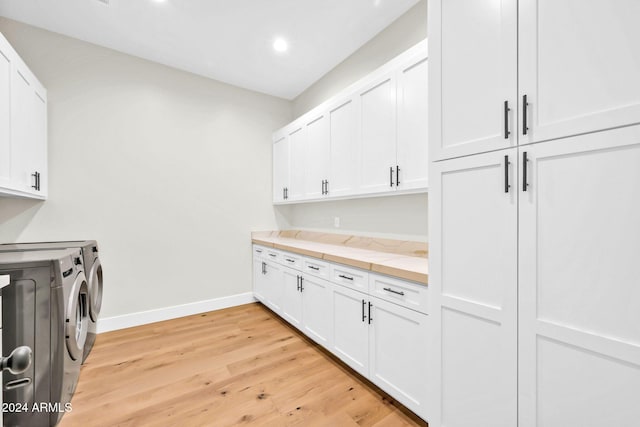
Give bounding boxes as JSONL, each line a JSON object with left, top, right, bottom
{"left": 60, "top": 303, "right": 428, "bottom": 427}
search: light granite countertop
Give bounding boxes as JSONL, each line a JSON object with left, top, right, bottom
{"left": 252, "top": 231, "right": 428, "bottom": 285}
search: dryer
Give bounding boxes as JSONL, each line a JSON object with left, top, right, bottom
{"left": 0, "top": 249, "right": 89, "bottom": 427}
{"left": 0, "top": 241, "right": 103, "bottom": 363}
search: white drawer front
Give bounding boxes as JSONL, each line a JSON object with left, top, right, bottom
{"left": 253, "top": 245, "right": 268, "bottom": 259}
{"left": 280, "top": 253, "right": 302, "bottom": 271}
{"left": 369, "top": 273, "right": 428, "bottom": 315}
{"left": 265, "top": 248, "right": 281, "bottom": 263}
{"left": 303, "top": 257, "right": 330, "bottom": 279}
{"left": 330, "top": 264, "right": 369, "bottom": 292}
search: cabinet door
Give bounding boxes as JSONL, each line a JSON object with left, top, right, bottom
{"left": 369, "top": 296, "right": 429, "bottom": 420}
{"left": 272, "top": 134, "right": 289, "bottom": 202}
{"left": 519, "top": 0, "right": 640, "bottom": 145}
{"left": 0, "top": 37, "right": 11, "bottom": 189}
{"left": 288, "top": 126, "right": 306, "bottom": 201}
{"left": 430, "top": 0, "right": 517, "bottom": 161}
{"left": 518, "top": 126, "right": 640, "bottom": 427}
{"left": 300, "top": 275, "right": 333, "bottom": 349}
{"left": 304, "top": 113, "right": 329, "bottom": 199}
{"left": 331, "top": 284, "right": 369, "bottom": 377}
{"left": 253, "top": 258, "right": 267, "bottom": 303}
{"left": 281, "top": 267, "right": 302, "bottom": 328}
{"left": 263, "top": 261, "right": 283, "bottom": 314}
{"left": 11, "top": 63, "right": 36, "bottom": 194}
{"left": 329, "top": 98, "right": 358, "bottom": 197}
{"left": 358, "top": 72, "right": 397, "bottom": 195}
{"left": 397, "top": 50, "right": 428, "bottom": 191}
{"left": 32, "top": 88, "right": 47, "bottom": 197}
{"left": 428, "top": 149, "right": 518, "bottom": 427}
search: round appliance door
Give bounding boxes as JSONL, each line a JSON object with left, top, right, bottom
{"left": 66, "top": 272, "right": 89, "bottom": 361}
{"left": 87, "top": 257, "right": 103, "bottom": 322}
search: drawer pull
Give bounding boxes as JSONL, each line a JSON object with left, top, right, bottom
{"left": 255, "top": 249, "right": 263, "bottom": 253}
{"left": 338, "top": 274, "right": 354, "bottom": 281}
{"left": 308, "top": 265, "right": 320, "bottom": 271}
{"left": 268, "top": 253, "right": 277, "bottom": 257}
{"left": 286, "top": 258, "right": 295, "bottom": 263}
{"left": 383, "top": 287, "right": 405, "bottom": 296}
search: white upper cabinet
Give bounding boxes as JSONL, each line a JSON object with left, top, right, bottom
{"left": 430, "top": 0, "right": 517, "bottom": 161}
{"left": 0, "top": 38, "right": 11, "bottom": 189}
{"left": 273, "top": 40, "right": 428, "bottom": 204}
{"left": 272, "top": 132, "right": 289, "bottom": 202}
{"left": 303, "top": 112, "right": 330, "bottom": 199}
{"left": 0, "top": 32, "right": 47, "bottom": 199}
{"left": 287, "top": 125, "right": 306, "bottom": 201}
{"left": 328, "top": 97, "right": 359, "bottom": 198}
{"left": 519, "top": 0, "right": 640, "bottom": 144}
{"left": 358, "top": 70, "right": 398, "bottom": 195}
{"left": 396, "top": 50, "right": 429, "bottom": 191}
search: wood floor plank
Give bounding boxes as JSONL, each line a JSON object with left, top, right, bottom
{"left": 60, "top": 303, "right": 427, "bottom": 427}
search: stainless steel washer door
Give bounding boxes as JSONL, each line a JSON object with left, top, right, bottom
{"left": 87, "top": 257, "right": 103, "bottom": 322}
{"left": 66, "top": 273, "right": 88, "bottom": 361}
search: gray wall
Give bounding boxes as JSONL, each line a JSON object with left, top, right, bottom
{"left": 0, "top": 18, "right": 292, "bottom": 318}
{"left": 285, "top": 0, "right": 428, "bottom": 242}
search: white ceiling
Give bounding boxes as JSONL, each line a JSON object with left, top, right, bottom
{"left": 0, "top": 0, "right": 420, "bottom": 99}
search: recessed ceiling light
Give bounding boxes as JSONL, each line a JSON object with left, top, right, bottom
{"left": 273, "top": 38, "right": 288, "bottom": 53}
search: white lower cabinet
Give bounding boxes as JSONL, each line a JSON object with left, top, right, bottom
{"left": 253, "top": 257, "right": 267, "bottom": 302}
{"left": 253, "top": 245, "right": 430, "bottom": 421}
{"left": 518, "top": 126, "right": 640, "bottom": 427}
{"left": 332, "top": 284, "right": 370, "bottom": 377}
{"left": 429, "top": 125, "right": 640, "bottom": 426}
{"left": 299, "top": 274, "right": 333, "bottom": 349}
{"left": 369, "top": 296, "right": 429, "bottom": 419}
{"left": 260, "top": 260, "right": 283, "bottom": 314}
{"left": 281, "top": 266, "right": 303, "bottom": 328}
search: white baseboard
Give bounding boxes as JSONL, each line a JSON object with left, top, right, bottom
{"left": 97, "top": 292, "right": 257, "bottom": 333}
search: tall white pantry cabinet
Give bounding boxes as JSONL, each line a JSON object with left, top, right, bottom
{"left": 428, "top": 1, "right": 640, "bottom": 427}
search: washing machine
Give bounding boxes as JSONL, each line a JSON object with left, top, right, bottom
{"left": 0, "top": 241, "right": 102, "bottom": 363}
{"left": 0, "top": 249, "right": 89, "bottom": 427}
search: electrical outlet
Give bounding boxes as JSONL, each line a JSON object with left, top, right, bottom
{"left": 334, "top": 217, "right": 340, "bottom": 228}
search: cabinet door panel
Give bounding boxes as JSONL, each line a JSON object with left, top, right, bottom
{"left": 428, "top": 149, "right": 518, "bottom": 427}
{"left": 519, "top": 0, "right": 640, "bottom": 144}
{"left": 253, "top": 258, "right": 267, "bottom": 303}
{"left": 519, "top": 126, "right": 640, "bottom": 427}
{"left": 332, "top": 285, "right": 368, "bottom": 377}
{"left": 288, "top": 126, "right": 306, "bottom": 200}
{"left": 0, "top": 40, "right": 10, "bottom": 188}
{"left": 359, "top": 74, "right": 397, "bottom": 194}
{"left": 329, "top": 98, "right": 358, "bottom": 197}
{"left": 272, "top": 135, "right": 289, "bottom": 202}
{"left": 11, "top": 65, "right": 34, "bottom": 193}
{"left": 304, "top": 113, "right": 329, "bottom": 199}
{"left": 430, "top": 0, "right": 517, "bottom": 161}
{"left": 301, "top": 275, "right": 333, "bottom": 349}
{"left": 397, "top": 53, "right": 428, "bottom": 190}
{"left": 32, "top": 90, "right": 46, "bottom": 197}
{"left": 263, "top": 261, "right": 283, "bottom": 314}
{"left": 281, "top": 267, "right": 302, "bottom": 328}
{"left": 369, "top": 297, "right": 429, "bottom": 420}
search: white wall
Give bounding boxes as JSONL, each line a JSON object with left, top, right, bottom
{"left": 292, "top": 0, "right": 428, "bottom": 117}
{"left": 285, "top": 0, "right": 428, "bottom": 242}
{"left": 0, "top": 18, "right": 292, "bottom": 319}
